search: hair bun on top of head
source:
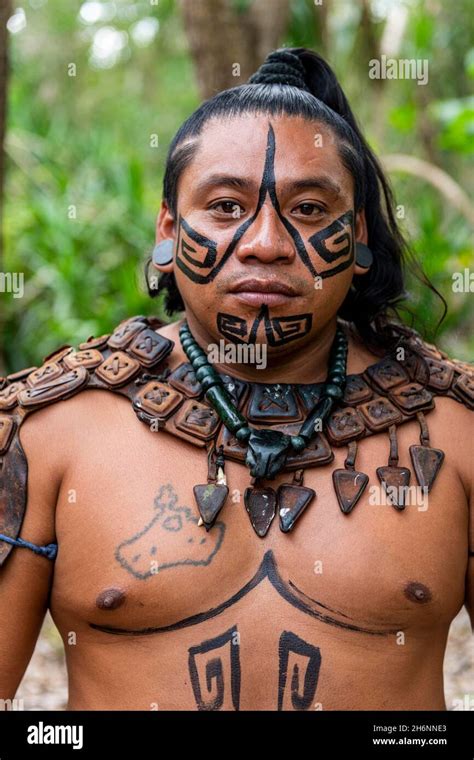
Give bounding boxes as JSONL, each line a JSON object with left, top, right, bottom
{"left": 248, "top": 48, "right": 310, "bottom": 92}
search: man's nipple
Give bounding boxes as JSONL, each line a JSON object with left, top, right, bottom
{"left": 403, "top": 581, "right": 432, "bottom": 604}
{"left": 96, "top": 587, "right": 126, "bottom": 610}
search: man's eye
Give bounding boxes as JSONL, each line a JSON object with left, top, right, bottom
{"left": 210, "top": 201, "right": 244, "bottom": 216}
{"left": 293, "top": 203, "right": 325, "bottom": 217}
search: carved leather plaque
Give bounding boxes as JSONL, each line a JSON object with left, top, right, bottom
{"left": 6, "top": 367, "right": 37, "bottom": 383}
{"left": 63, "top": 349, "right": 104, "bottom": 370}
{"left": 342, "top": 374, "right": 373, "bottom": 405}
{"left": 173, "top": 400, "right": 221, "bottom": 441}
{"left": 95, "top": 351, "right": 140, "bottom": 387}
{"left": 26, "top": 362, "right": 64, "bottom": 388}
{"left": 326, "top": 406, "right": 366, "bottom": 444}
{"left": 18, "top": 368, "right": 89, "bottom": 408}
{"left": 78, "top": 334, "right": 110, "bottom": 350}
{"left": 452, "top": 374, "right": 474, "bottom": 408}
{"left": 107, "top": 320, "right": 146, "bottom": 349}
{"left": 127, "top": 329, "right": 173, "bottom": 367}
{"left": 134, "top": 381, "right": 183, "bottom": 419}
{"left": 168, "top": 363, "right": 202, "bottom": 398}
{"left": 247, "top": 384, "right": 301, "bottom": 423}
{"left": 366, "top": 359, "right": 409, "bottom": 392}
{"left": 0, "top": 382, "right": 26, "bottom": 411}
{"left": 389, "top": 383, "right": 434, "bottom": 413}
{"left": 425, "top": 358, "right": 454, "bottom": 391}
{"left": 296, "top": 383, "right": 324, "bottom": 412}
{"left": 358, "top": 397, "right": 402, "bottom": 432}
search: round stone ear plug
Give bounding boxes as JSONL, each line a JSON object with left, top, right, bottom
{"left": 355, "top": 242, "right": 373, "bottom": 269}
{"left": 152, "top": 239, "right": 174, "bottom": 266}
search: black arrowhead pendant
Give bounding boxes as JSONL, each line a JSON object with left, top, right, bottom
{"left": 409, "top": 445, "right": 445, "bottom": 492}
{"left": 193, "top": 484, "right": 229, "bottom": 530}
{"left": 277, "top": 484, "right": 316, "bottom": 533}
{"left": 244, "top": 486, "right": 277, "bottom": 537}
{"left": 332, "top": 469, "right": 369, "bottom": 514}
{"left": 376, "top": 466, "right": 411, "bottom": 510}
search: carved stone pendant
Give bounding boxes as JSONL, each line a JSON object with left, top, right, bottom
{"left": 332, "top": 469, "right": 369, "bottom": 514}
{"left": 376, "top": 466, "right": 411, "bottom": 510}
{"left": 245, "top": 429, "right": 291, "bottom": 480}
{"left": 409, "top": 445, "right": 445, "bottom": 492}
{"left": 193, "top": 484, "right": 229, "bottom": 530}
{"left": 277, "top": 484, "right": 316, "bottom": 533}
{"left": 244, "top": 486, "right": 277, "bottom": 537}
{"left": 332, "top": 440, "right": 369, "bottom": 515}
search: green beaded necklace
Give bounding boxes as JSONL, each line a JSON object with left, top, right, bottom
{"left": 179, "top": 320, "right": 349, "bottom": 535}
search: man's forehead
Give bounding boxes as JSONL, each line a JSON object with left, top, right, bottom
{"left": 186, "top": 116, "right": 345, "bottom": 187}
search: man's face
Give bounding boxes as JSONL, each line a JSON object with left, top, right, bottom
{"left": 157, "top": 114, "right": 367, "bottom": 354}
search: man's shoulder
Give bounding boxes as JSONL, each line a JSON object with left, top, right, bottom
{"left": 0, "top": 313, "right": 172, "bottom": 408}
{"left": 371, "top": 320, "right": 474, "bottom": 410}
{"left": 0, "top": 314, "right": 175, "bottom": 568}
{"left": 0, "top": 311, "right": 175, "bottom": 472}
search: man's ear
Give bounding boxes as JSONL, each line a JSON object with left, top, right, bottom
{"left": 353, "top": 209, "right": 370, "bottom": 276}
{"left": 153, "top": 201, "right": 176, "bottom": 273}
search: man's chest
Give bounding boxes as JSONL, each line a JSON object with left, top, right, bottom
{"left": 49, "top": 408, "right": 468, "bottom": 640}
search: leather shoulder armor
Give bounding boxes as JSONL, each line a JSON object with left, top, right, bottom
{"left": 0, "top": 314, "right": 174, "bottom": 569}
{"left": 0, "top": 315, "right": 472, "bottom": 567}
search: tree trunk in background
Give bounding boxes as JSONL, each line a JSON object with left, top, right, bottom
{"left": 312, "top": 0, "right": 329, "bottom": 56}
{"left": 178, "top": 0, "right": 290, "bottom": 99}
{"left": 249, "top": 0, "right": 291, "bottom": 63}
{"left": 0, "top": 0, "right": 11, "bottom": 376}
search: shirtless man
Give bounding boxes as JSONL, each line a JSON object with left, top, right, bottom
{"left": 1, "top": 48, "right": 472, "bottom": 712}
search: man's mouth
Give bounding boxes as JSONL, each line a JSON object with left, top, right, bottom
{"left": 228, "top": 278, "right": 300, "bottom": 306}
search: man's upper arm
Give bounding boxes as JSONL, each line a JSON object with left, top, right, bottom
{"left": 0, "top": 411, "right": 61, "bottom": 700}
{"left": 465, "top": 484, "right": 474, "bottom": 632}
{"left": 462, "top": 407, "right": 474, "bottom": 632}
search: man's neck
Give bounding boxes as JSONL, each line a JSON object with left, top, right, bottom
{"left": 163, "top": 314, "right": 344, "bottom": 385}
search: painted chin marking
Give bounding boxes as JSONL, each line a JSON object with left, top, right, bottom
{"left": 217, "top": 307, "right": 312, "bottom": 347}
{"left": 230, "top": 291, "right": 299, "bottom": 307}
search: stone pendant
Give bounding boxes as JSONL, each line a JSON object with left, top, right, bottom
{"left": 193, "top": 483, "right": 229, "bottom": 531}
{"left": 244, "top": 485, "right": 277, "bottom": 537}
{"left": 409, "top": 445, "right": 445, "bottom": 492}
{"left": 332, "top": 469, "right": 369, "bottom": 514}
{"left": 376, "top": 466, "right": 411, "bottom": 510}
{"left": 332, "top": 440, "right": 369, "bottom": 514}
{"left": 277, "top": 484, "right": 316, "bottom": 533}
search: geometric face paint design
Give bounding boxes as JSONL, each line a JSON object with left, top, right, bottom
{"left": 217, "top": 305, "right": 312, "bottom": 346}
{"left": 176, "top": 123, "right": 355, "bottom": 284}
{"left": 308, "top": 209, "right": 354, "bottom": 277}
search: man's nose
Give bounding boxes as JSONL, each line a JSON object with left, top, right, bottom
{"left": 234, "top": 204, "right": 296, "bottom": 265}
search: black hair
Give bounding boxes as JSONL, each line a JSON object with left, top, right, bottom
{"left": 146, "top": 47, "right": 446, "bottom": 355}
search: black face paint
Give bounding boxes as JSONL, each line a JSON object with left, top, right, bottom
{"left": 308, "top": 209, "right": 354, "bottom": 277}
{"left": 217, "top": 305, "right": 312, "bottom": 346}
{"left": 176, "top": 123, "right": 355, "bottom": 284}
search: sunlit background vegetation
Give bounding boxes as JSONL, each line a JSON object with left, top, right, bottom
{"left": 2, "top": 0, "right": 473, "bottom": 372}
